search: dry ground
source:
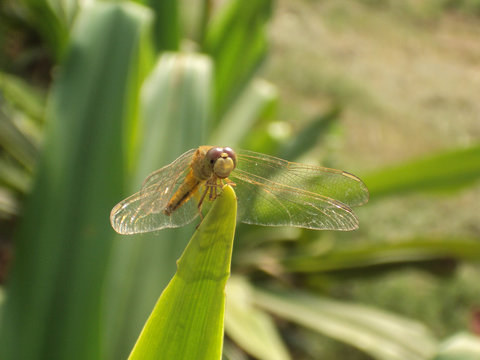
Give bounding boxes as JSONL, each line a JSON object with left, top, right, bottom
{"left": 266, "top": 0, "right": 480, "bottom": 169}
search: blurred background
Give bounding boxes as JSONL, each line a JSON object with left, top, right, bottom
{"left": 1, "top": 0, "right": 480, "bottom": 359}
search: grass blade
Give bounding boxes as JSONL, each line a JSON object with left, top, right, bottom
{"left": 277, "top": 107, "right": 340, "bottom": 161}
{"left": 225, "top": 276, "right": 291, "bottom": 360}
{"left": 0, "top": 71, "right": 46, "bottom": 123}
{"left": 363, "top": 144, "right": 480, "bottom": 199}
{"left": 19, "top": 0, "right": 69, "bottom": 59}
{"left": 0, "top": 156, "right": 31, "bottom": 194}
{"left": 254, "top": 289, "right": 438, "bottom": 360}
{"left": 210, "top": 79, "right": 278, "bottom": 147}
{"left": 204, "top": 0, "right": 273, "bottom": 119}
{"left": 283, "top": 238, "right": 480, "bottom": 274}
{"left": 0, "top": 103, "right": 38, "bottom": 171}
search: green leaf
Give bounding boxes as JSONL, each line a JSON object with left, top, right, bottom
{"left": 363, "top": 144, "right": 480, "bottom": 199}
{"left": 277, "top": 106, "right": 340, "bottom": 161}
{"left": 0, "top": 102, "right": 39, "bottom": 171}
{"left": 254, "top": 289, "right": 438, "bottom": 360}
{"left": 19, "top": 0, "right": 70, "bottom": 59}
{"left": 104, "top": 52, "right": 212, "bottom": 360}
{"left": 137, "top": 53, "right": 212, "bottom": 176}
{"left": 225, "top": 276, "right": 291, "bottom": 360}
{"left": 0, "top": 156, "right": 31, "bottom": 194}
{"left": 210, "top": 79, "right": 278, "bottom": 147}
{"left": 434, "top": 333, "right": 480, "bottom": 360}
{"left": 0, "top": 187, "right": 18, "bottom": 218}
{"left": 0, "top": 3, "right": 153, "bottom": 360}
{"left": 223, "top": 339, "right": 250, "bottom": 360}
{"left": 128, "top": 185, "right": 237, "bottom": 360}
{"left": 283, "top": 238, "right": 480, "bottom": 274}
{"left": 204, "top": 0, "right": 273, "bottom": 120}
{"left": 0, "top": 71, "right": 46, "bottom": 123}
{"left": 147, "top": 0, "right": 180, "bottom": 51}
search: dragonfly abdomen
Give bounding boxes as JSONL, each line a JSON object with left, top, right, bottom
{"left": 164, "top": 171, "right": 203, "bottom": 216}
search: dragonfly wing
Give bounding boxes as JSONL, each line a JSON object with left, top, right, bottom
{"left": 230, "top": 169, "right": 359, "bottom": 231}
{"left": 110, "top": 149, "right": 199, "bottom": 234}
{"left": 236, "top": 150, "right": 369, "bottom": 207}
{"left": 141, "top": 149, "right": 196, "bottom": 189}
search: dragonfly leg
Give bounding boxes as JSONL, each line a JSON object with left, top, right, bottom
{"left": 195, "top": 177, "right": 225, "bottom": 229}
{"left": 225, "top": 178, "right": 236, "bottom": 187}
{"left": 197, "top": 208, "right": 204, "bottom": 222}
{"left": 211, "top": 181, "right": 218, "bottom": 200}
{"left": 204, "top": 176, "right": 223, "bottom": 201}
{"left": 197, "top": 186, "right": 209, "bottom": 211}
{"left": 195, "top": 179, "right": 217, "bottom": 228}
{"left": 208, "top": 183, "right": 214, "bottom": 201}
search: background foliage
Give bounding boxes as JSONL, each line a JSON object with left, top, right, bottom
{"left": 1, "top": 0, "right": 480, "bottom": 359}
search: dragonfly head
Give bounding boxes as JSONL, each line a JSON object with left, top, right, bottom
{"left": 206, "top": 146, "right": 237, "bottom": 179}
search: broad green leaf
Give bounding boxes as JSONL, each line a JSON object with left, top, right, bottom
{"left": 282, "top": 238, "right": 480, "bottom": 274}
{"left": 137, "top": 53, "right": 211, "bottom": 176}
{"left": 363, "top": 144, "right": 480, "bottom": 199}
{"left": 129, "top": 185, "right": 237, "bottom": 360}
{"left": 225, "top": 276, "right": 291, "bottom": 360}
{"left": 435, "top": 332, "right": 480, "bottom": 360}
{"left": 204, "top": 0, "right": 273, "bottom": 120}
{"left": 254, "top": 289, "right": 438, "bottom": 360}
{"left": 104, "top": 52, "right": 212, "bottom": 360}
{"left": 46, "top": 0, "right": 81, "bottom": 29}
{"left": 0, "top": 3, "right": 153, "bottom": 360}
{"left": 147, "top": 0, "right": 180, "bottom": 51}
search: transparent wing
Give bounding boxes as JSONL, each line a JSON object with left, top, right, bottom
{"left": 229, "top": 150, "right": 369, "bottom": 231}
{"left": 110, "top": 149, "right": 198, "bottom": 234}
{"left": 236, "top": 150, "right": 369, "bottom": 207}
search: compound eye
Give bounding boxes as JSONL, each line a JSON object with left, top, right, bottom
{"left": 223, "top": 147, "right": 237, "bottom": 167}
{"left": 206, "top": 147, "right": 223, "bottom": 164}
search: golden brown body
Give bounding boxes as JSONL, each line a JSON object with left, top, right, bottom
{"left": 164, "top": 146, "right": 236, "bottom": 215}
{"left": 164, "top": 171, "right": 204, "bottom": 215}
{"left": 110, "top": 145, "right": 369, "bottom": 235}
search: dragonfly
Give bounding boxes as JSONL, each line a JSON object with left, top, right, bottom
{"left": 110, "top": 146, "right": 369, "bottom": 234}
